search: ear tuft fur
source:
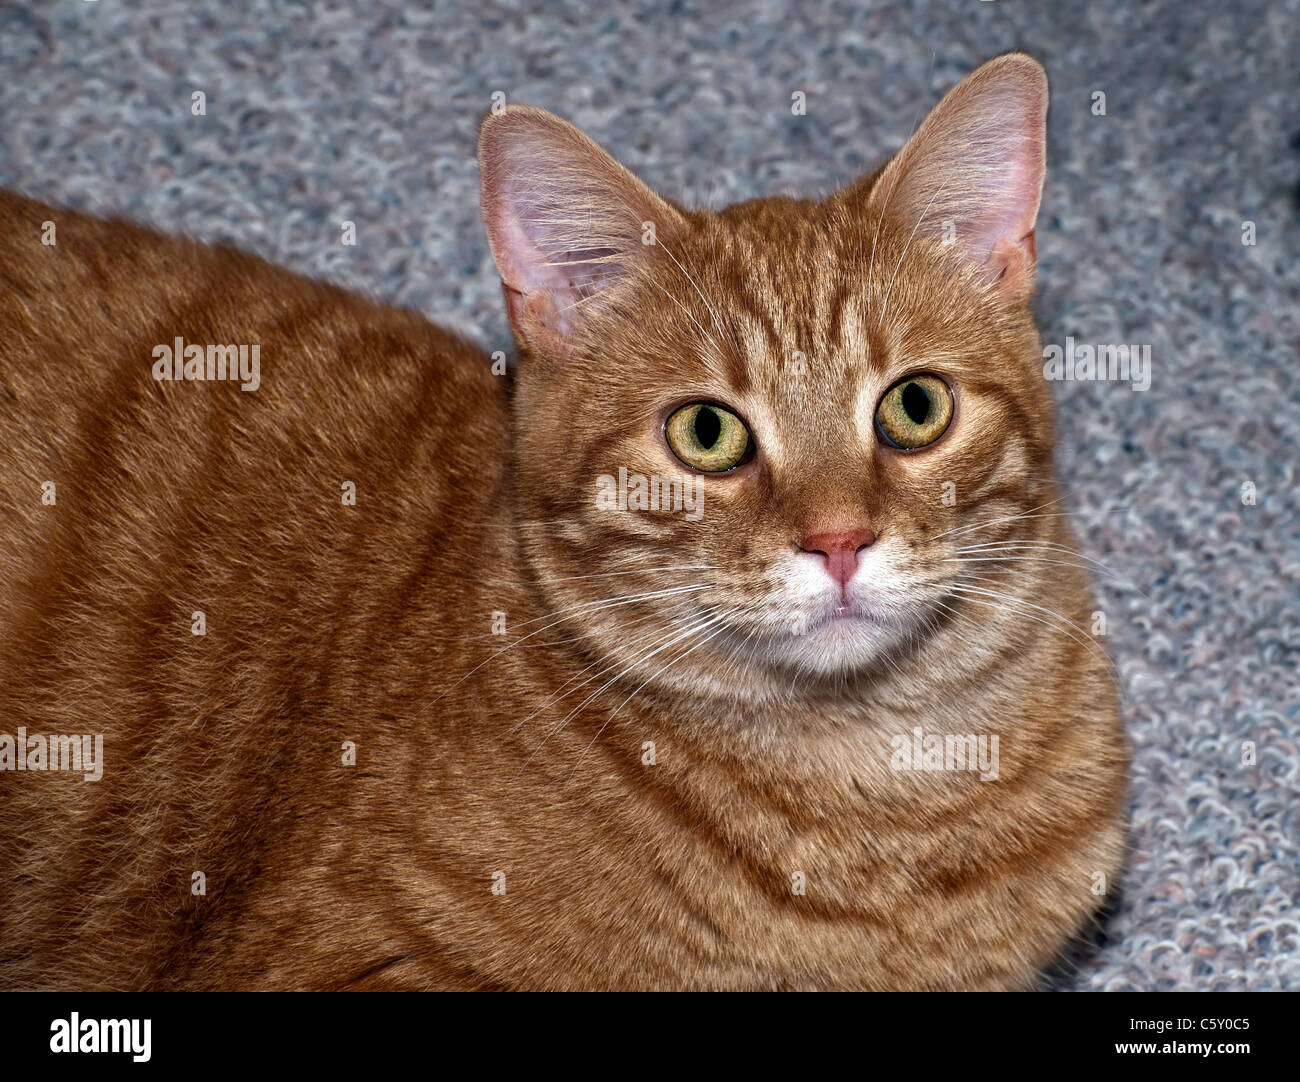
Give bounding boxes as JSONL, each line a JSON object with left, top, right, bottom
{"left": 478, "top": 106, "right": 685, "bottom": 354}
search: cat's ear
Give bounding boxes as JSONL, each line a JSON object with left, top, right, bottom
{"left": 478, "top": 106, "right": 687, "bottom": 356}
{"left": 864, "top": 52, "right": 1048, "bottom": 305}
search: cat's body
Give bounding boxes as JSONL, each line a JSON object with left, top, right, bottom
{"left": 0, "top": 55, "right": 1127, "bottom": 990}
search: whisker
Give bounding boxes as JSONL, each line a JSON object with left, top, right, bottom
{"left": 503, "top": 597, "right": 708, "bottom": 736}
{"left": 515, "top": 608, "right": 731, "bottom": 775}
{"left": 564, "top": 608, "right": 742, "bottom": 783}
{"left": 642, "top": 275, "right": 725, "bottom": 357}
{"left": 425, "top": 583, "right": 717, "bottom": 705}
{"left": 947, "top": 508, "right": 1132, "bottom": 540}
{"left": 488, "top": 582, "right": 716, "bottom": 637}
{"left": 926, "top": 597, "right": 1001, "bottom": 658}
{"left": 655, "top": 235, "right": 728, "bottom": 340}
{"left": 929, "top": 483, "right": 1133, "bottom": 545}
{"left": 946, "top": 582, "right": 1117, "bottom": 676}
{"left": 949, "top": 581, "right": 1097, "bottom": 642}
{"left": 462, "top": 518, "right": 587, "bottom": 529}
{"left": 489, "top": 600, "right": 697, "bottom": 653}
{"left": 878, "top": 178, "right": 950, "bottom": 331}
{"left": 953, "top": 537, "right": 1146, "bottom": 595}
{"left": 548, "top": 565, "right": 718, "bottom": 583}
{"left": 945, "top": 551, "right": 1148, "bottom": 599}
{"left": 929, "top": 490, "right": 1077, "bottom": 543}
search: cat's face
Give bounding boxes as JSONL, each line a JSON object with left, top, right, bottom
{"left": 482, "top": 54, "right": 1057, "bottom": 694}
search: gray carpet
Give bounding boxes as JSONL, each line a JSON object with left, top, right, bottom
{"left": 1, "top": 0, "right": 1296, "bottom": 991}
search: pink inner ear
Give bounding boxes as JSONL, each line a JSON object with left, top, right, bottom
{"left": 489, "top": 183, "right": 618, "bottom": 337}
{"left": 485, "top": 165, "right": 652, "bottom": 342}
{"left": 984, "top": 230, "right": 1036, "bottom": 293}
{"left": 480, "top": 106, "right": 690, "bottom": 349}
{"left": 870, "top": 58, "right": 1047, "bottom": 299}
{"left": 494, "top": 202, "right": 555, "bottom": 295}
{"left": 965, "top": 165, "right": 1042, "bottom": 286}
{"left": 961, "top": 131, "right": 1044, "bottom": 268}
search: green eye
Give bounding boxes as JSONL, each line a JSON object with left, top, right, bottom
{"left": 664, "top": 403, "right": 752, "bottom": 472}
{"left": 875, "top": 374, "right": 954, "bottom": 449}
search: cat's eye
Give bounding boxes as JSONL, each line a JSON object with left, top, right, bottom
{"left": 664, "top": 402, "right": 752, "bottom": 472}
{"left": 875, "top": 374, "right": 954, "bottom": 450}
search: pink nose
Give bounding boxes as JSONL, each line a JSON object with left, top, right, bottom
{"left": 796, "top": 526, "right": 876, "bottom": 588}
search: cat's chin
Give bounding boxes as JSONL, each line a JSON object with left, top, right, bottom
{"left": 766, "top": 607, "right": 916, "bottom": 676}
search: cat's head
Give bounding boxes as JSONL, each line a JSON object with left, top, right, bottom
{"left": 479, "top": 53, "right": 1061, "bottom": 698}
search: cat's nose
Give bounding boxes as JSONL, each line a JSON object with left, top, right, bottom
{"left": 795, "top": 526, "right": 877, "bottom": 588}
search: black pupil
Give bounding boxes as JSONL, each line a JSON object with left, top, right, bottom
{"left": 901, "top": 382, "right": 931, "bottom": 425}
{"left": 693, "top": 407, "right": 722, "bottom": 448}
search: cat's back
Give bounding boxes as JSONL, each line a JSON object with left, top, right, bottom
{"left": 0, "top": 191, "right": 504, "bottom": 988}
{"left": 0, "top": 189, "right": 503, "bottom": 622}
{"left": 0, "top": 188, "right": 499, "bottom": 456}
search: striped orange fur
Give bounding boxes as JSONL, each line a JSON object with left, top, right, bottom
{"left": 0, "top": 53, "right": 1126, "bottom": 990}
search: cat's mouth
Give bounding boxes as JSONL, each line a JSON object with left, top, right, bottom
{"left": 809, "top": 599, "right": 890, "bottom": 631}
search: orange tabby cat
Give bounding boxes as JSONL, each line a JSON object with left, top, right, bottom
{"left": 0, "top": 52, "right": 1126, "bottom": 990}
